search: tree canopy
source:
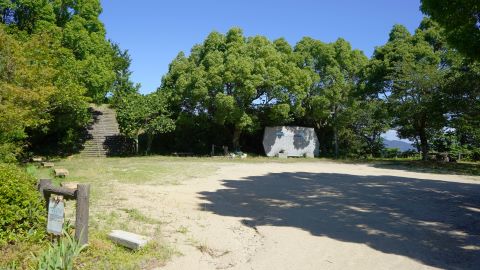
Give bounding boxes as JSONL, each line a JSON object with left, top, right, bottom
{"left": 0, "top": 0, "right": 478, "bottom": 162}
{"left": 160, "top": 28, "right": 312, "bottom": 150}
{"left": 421, "top": 0, "right": 480, "bottom": 60}
{"left": 0, "top": 0, "right": 128, "bottom": 161}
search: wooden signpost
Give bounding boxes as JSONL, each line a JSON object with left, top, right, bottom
{"left": 38, "top": 179, "right": 90, "bottom": 245}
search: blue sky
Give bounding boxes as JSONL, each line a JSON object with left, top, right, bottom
{"left": 100, "top": 0, "right": 424, "bottom": 141}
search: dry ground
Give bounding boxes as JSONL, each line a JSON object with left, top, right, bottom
{"left": 33, "top": 157, "right": 480, "bottom": 269}
{"left": 96, "top": 160, "right": 480, "bottom": 270}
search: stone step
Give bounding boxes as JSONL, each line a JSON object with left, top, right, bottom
{"left": 81, "top": 105, "right": 130, "bottom": 157}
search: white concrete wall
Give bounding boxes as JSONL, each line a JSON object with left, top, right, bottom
{"left": 263, "top": 126, "right": 320, "bottom": 157}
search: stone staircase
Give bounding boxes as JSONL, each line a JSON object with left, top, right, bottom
{"left": 81, "top": 105, "right": 124, "bottom": 157}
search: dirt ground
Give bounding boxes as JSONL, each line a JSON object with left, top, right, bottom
{"left": 111, "top": 161, "right": 480, "bottom": 270}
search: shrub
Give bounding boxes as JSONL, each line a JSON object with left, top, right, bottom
{"left": 0, "top": 163, "right": 45, "bottom": 245}
{"left": 382, "top": 148, "right": 401, "bottom": 158}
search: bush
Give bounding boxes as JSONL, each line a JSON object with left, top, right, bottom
{"left": 382, "top": 148, "right": 401, "bottom": 158}
{"left": 0, "top": 163, "right": 45, "bottom": 245}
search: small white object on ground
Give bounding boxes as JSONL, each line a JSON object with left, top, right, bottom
{"left": 54, "top": 168, "right": 69, "bottom": 177}
{"left": 42, "top": 162, "right": 55, "bottom": 167}
{"left": 108, "top": 230, "right": 150, "bottom": 250}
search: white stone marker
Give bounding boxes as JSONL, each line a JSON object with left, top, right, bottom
{"left": 42, "top": 162, "right": 55, "bottom": 168}
{"left": 32, "top": 157, "right": 44, "bottom": 162}
{"left": 54, "top": 168, "right": 69, "bottom": 177}
{"left": 108, "top": 230, "right": 150, "bottom": 250}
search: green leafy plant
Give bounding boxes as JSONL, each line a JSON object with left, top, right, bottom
{"left": 32, "top": 229, "right": 87, "bottom": 270}
{"left": 0, "top": 163, "right": 45, "bottom": 245}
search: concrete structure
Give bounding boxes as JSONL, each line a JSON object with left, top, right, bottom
{"left": 108, "top": 230, "right": 150, "bottom": 250}
{"left": 263, "top": 126, "right": 319, "bottom": 157}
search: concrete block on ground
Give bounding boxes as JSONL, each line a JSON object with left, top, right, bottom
{"left": 108, "top": 230, "right": 150, "bottom": 250}
{"left": 32, "top": 157, "right": 44, "bottom": 162}
{"left": 42, "top": 162, "right": 55, "bottom": 167}
{"left": 54, "top": 168, "right": 69, "bottom": 177}
{"left": 61, "top": 182, "right": 78, "bottom": 190}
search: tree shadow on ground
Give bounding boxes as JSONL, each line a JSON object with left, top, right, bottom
{"left": 199, "top": 172, "right": 480, "bottom": 269}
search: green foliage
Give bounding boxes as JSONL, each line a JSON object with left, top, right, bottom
{"left": 110, "top": 43, "right": 140, "bottom": 106}
{"left": 382, "top": 148, "right": 401, "bottom": 159}
{"left": 365, "top": 18, "right": 451, "bottom": 160}
{"left": 294, "top": 36, "right": 369, "bottom": 157}
{"left": 421, "top": 0, "right": 480, "bottom": 60}
{"left": 341, "top": 100, "right": 390, "bottom": 157}
{"left": 155, "top": 24, "right": 477, "bottom": 160}
{"left": 116, "top": 93, "right": 175, "bottom": 154}
{"left": 0, "top": 0, "right": 129, "bottom": 160}
{"left": 0, "top": 163, "right": 45, "bottom": 246}
{"left": 161, "top": 28, "right": 311, "bottom": 150}
{"left": 443, "top": 60, "right": 480, "bottom": 158}
{"left": 32, "top": 229, "right": 87, "bottom": 270}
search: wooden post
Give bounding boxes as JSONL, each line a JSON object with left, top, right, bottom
{"left": 38, "top": 179, "right": 90, "bottom": 245}
{"left": 75, "top": 184, "right": 90, "bottom": 246}
{"left": 38, "top": 179, "right": 52, "bottom": 211}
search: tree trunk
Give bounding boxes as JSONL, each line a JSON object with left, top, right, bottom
{"left": 134, "top": 135, "right": 139, "bottom": 155}
{"left": 146, "top": 133, "right": 153, "bottom": 155}
{"left": 317, "top": 126, "right": 327, "bottom": 155}
{"left": 333, "top": 125, "right": 339, "bottom": 159}
{"left": 332, "top": 107, "right": 339, "bottom": 159}
{"left": 419, "top": 128, "right": 429, "bottom": 161}
{"left": 232, "top": 127, "right": 242, "bottom": 152}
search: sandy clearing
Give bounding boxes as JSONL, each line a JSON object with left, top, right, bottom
{"left": 113, "top": 161, "right": 480, "bottom": 270}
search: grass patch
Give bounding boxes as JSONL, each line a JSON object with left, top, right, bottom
{"left": 0, "top": 242, "right": 45, "bottom": 269}
{"left": 75, "top": 230, "right": 175, "bottom": 270}
{"left": 81, "top": 210, "right": 175, "bottom": 269}
{"left": 176, "top": 226, "right": 189, "bottom": 234}
{"left": 21, "top": 156, "right": 220, "bottom": 269}
{"left": 120, "top": 208, "right": 159, "bottom": 224}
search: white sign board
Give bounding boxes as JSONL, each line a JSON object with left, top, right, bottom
{"left": 263, "top": 126, "right": 320, "bottom": 157}
{"left": 47, "top": 198, "right": 65, "bottom": 235}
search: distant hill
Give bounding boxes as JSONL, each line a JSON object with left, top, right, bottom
{"left": 383, "top": 139, "right": 416, "bottom": 152}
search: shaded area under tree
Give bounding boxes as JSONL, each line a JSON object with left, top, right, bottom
{"left": 200, "top": 172, "right": 480, "bottom": 269}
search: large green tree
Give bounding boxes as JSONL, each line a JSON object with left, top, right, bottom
{"left": 421, "top": 0, "right": 480, "bottom": 60}
{"left": 295, "top": 37, "right": 368, "bottom": 157}
{"left": 0, "top": 0, "right": 129, "bottom": 160}
{"left": 366, "top": 19, "right": 452, "bottom": 160}
{"left": 161, "top": 28, "right": 311, "bottom": 150}
{"left": 443, "top": 60, "right": 480, "bottom": 158}
{"left": 116, "top": 93, "right": 175, "bottom": 154}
